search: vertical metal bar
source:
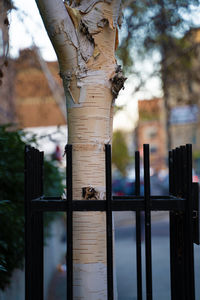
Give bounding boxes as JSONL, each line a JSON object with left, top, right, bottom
{"left": 170, "top": 146, "right": 186, "bottom": 300}
{"left": 105, "top": 144, "right": 114, "bottom": 300}
{"left": 180, "top": 146, "right": 185, "bottom": 197}
{"left": 66, "top": 144, "right": 73, "bottom": 300}
{"left": 169, "top": 147, "right": 181, "bottom": 299}
{"left": 40, "top": 151, "right": 44, "bottom": 196}
{"left": 39, "top": 150, "right": 44, "bottom": 297}
{"left": 135, "top": 151, "right": 141, "bottom": 196}
{"left": 25, "top": 145, "right": 32, "bottom": 300}
{"left": 177, "top": 147, "right": 181, "bottom": 196}
{"left": 169, "top": 151, "right": 172, "bottom": 195}
{"left": 25, "top": 147, "right": 44, "bottom": 300}
{"left": 169, "top": 149, "right": 176, "bottom": 300}
{"left": 168, "top": 147, "right": 174, "bottom": 299}
{"left": 172, "top": 150, "right": 176, "bottom": 196}
{"left": 170, "top": 210, "right": 186, "bottom": 300}
{"left": 177, "top": 146, "right": 186, "bottom": 299}
{"left": 179, "top": 147, "right": 184, "bottom": 196}
{"left": 135, "top": 151, "right": 143, "bottom": 300}
{"left": 169, "top": 210, "right": 176, "bottom": 300}
{"left": 193, "top": 182, "right": 199, "bottom": 245}
{"left": 185, "top": 144, "right": 195, "bottom": 300}
{"left": 33, "top": 149, "right": 44, "bottom": 300}
{"left": 31, "top": 148, "right": 37, "bottom": 300}
{"left": 174, "top": 148, "right": 178, "bottom": 196}
{"left": 143, "top": 144, "right": 152, "bottom": 300}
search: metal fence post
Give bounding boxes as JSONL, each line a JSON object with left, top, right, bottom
{"left": 66, "top": 144, "right": 73, "bottom": 300}
{"left": 184, "top": 144, "right": 195, "bottom": 300}
{"left": 25, "top": 146, "right": 44, "bottom": 300}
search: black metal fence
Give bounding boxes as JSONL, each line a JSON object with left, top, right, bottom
{"left": 25, "top": 144, "right": 199, "bottom": 300}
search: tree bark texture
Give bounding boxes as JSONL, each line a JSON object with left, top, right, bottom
{"left": 35, "top": 1, "right": 124, "bottom": 298}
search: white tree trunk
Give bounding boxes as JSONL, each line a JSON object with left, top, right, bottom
{"left": 35, "top": 1, "right": 125, "bottom": 299}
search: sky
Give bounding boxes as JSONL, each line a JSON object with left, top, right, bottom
{"left": 10, "top": 0, "right": 56, "bottom": 60}
{"left": 9, "top": 0, "right": 162, "bottom": 131}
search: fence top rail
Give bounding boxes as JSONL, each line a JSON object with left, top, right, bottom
{"left": 30, "top": 196, "right": 186, "bottom": 212}
{"left": 31, "top": 195, "right": 185, "bottom": 201}
{"left": 25, "top": 142, "right": 191, "bottom": 215}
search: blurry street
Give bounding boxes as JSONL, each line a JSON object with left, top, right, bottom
{"left": 47, "top": 269, "right": 66, "bottom": 300}
{"left": 115, "top": 214, "right": 200, "bottom": 300}
{"left": 115, "top": 215, "right": 170, "bottom": 300}
{"left": 45, "top": 175, "right": 200, "bottom": 300}
{"left": 46, "top": 211, "right": 200, "bottom": 300}
{"left": 46, "top": 164, "right": 198, "bottom": 300}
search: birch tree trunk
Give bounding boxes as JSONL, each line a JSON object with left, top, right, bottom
{"left": 35, "top": 1, "right": 125, "bottom": 298}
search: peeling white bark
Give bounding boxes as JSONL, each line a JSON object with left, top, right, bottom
{"left": 36, "top": 0, "right": 79, "bottom": 74}
{"left": 71, "top": 0, "right": 104, "bottom": 13}
{"left": 77, "top": 69, "right": 113, "bottom": 89}
{"left": 111, "top": 0, "right": 122, "bottom": 27}
{"left": 35, "top": 0, "right": 122, "bottom": 299}
{"left": 72, "top": 0, "right": 121, "bottom": 28}
{"left": 36, "top": 0, "right": 78, "bottom": 47}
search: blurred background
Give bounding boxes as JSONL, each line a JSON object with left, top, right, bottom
{"left": 1, "top": 0, "right": 200, "bottom": 299}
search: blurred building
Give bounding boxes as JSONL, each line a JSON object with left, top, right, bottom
{"left": 14, "top": 49, "right": 66, "bottom": 128}
{"left": 136, "top": 29, "right": 200, "bottom": 173}
{"left": 0, "top": 3, "right": 66, "bottom": 128}
{"left": 165, "top": 28, "right": 200, "bottom": 154}
{"left": 0, "top": 48, "right": 67, "bottom": 155}
{"left": 14, "top": 49, "right": 67, "bottom": 155}
{"left": 136, "top": 98, "right": 167, "bottom": 172}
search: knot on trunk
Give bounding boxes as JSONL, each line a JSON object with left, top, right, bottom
{"left": 110, "top": 65, "right": 127, "bottom": 99}
{"left": 82, "top": 187, "right": 98, "bottom": 200}
{"left": 82, "top": 187, "right": 105, "bottom": 200}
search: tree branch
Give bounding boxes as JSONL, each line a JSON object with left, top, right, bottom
{"left": 35, "top": 0, "right": 78, "bottom": 72}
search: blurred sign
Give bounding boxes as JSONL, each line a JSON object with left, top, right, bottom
{"left": 170, "top": 105, "right": 199, "bottom": 124}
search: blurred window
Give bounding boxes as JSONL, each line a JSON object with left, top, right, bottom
{"left": 144, "top": 126, "right": 158, "bottom": 139}
{"left": 150, "top": 145, "right": 158, "bottom": 153}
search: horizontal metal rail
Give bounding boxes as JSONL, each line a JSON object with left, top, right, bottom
{"left": 31, "top": 196, "right": 186, "bottom": 212}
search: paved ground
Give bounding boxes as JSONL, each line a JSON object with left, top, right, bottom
{"left": 47, "top": 268, "right": 66, "bottom": 300}
{"left": 47, "top": 213, "right": 200, "bottom": 300}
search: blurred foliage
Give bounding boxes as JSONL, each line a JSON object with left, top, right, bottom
{"left": 112, "top": 130, "right": 132, "bottom": 176}
{"left": 118, "top": 0, "right": 200, "bottom": 98}
{"left": 118, "top": 0, "right": 200, "bottom": 149}
{"left": 119, "top": 0, "right": 199, "bottom": 73}
{"left": 0, "top": 124, "right": 64, "bottom": 290}
{"left": 193, "top": 150, "right": 200, "bottom": 160}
